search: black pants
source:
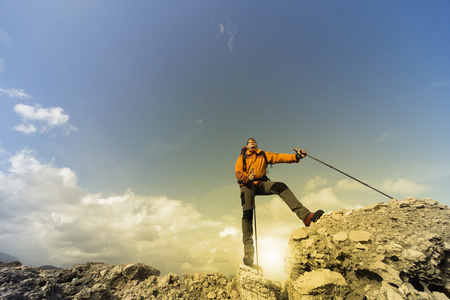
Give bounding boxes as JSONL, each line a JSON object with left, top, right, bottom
{"left": 240, "top": 181, "right": 311, "bottom": 256}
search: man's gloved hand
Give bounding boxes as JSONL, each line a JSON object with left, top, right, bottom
{"left": 294, "top": 148, "right": 307, "bottom": 160}
{"left": 248, "top": 169, "right": 255, "bottom": 181}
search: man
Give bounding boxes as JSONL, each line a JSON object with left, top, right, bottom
{"left": 235, "top": 138, "right": 324, "bottom": 267}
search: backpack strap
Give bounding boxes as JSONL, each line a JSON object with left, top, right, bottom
{"left": 241, "top": 147, "right": 248, "bottom": 172}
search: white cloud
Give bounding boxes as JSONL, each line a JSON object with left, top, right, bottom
{"left": 0, "top": 87, "right": 32, "bottom": 99}
{"left": 382, "top": 178, "right": 430, "bottom": 195}
{"left": 195, "top": 119, "right": 203, "bottom": 124}
{"left": 219, "top": 226, "right": 239, "bottom": 238}
{"left": 301, "top": 187, "right": 345, "bottom": 210}
{"left": 258, "top": 197, "right": 298, "bottom": 225}
{"left": 217, "top": 18, "right": 237, "bottom": 52}
{"left": 226, "top": 27, "right": 237, "bottom": 52}
{"left": 12, "top": 124, "right": 37, "bottom": 134}
{"left": 304, "top": 176, "right": 328, "bottom": 191}
{"left": 335, "top": 178, "right": 366, "bottom": 191}
{"left": 0, "top": 148, "right": 241, "bottom": 275}
{"left": 13, "top": 103, "right": 77, "bottom": 135}
{"left": 15, "top": 104, "right": 68, "bottom": 125}
{"left": 8, "top": 148, "right": 43, "bottom": 174}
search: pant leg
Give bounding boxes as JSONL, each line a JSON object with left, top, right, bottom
{"left": 242, "top": 209, "right": 254, "bottom": 256}
{"left": 257, "top": 181, "right": 311, "bottom": 221}
{"left": 240, "top": 186, "right": 255, "bottom": 256}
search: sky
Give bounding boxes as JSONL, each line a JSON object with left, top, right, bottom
{"left": 0, "top": 1, "right": 449, "bottom": 281}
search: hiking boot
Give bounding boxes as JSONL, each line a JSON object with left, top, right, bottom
{"left": 304, "top": 210, "right": 324, "bottom": 227}
{"left": 243, "top": 254, "right": 254, "bottom": 267}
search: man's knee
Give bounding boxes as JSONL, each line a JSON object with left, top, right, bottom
{"left": 270, "top": 182, "right": 288, "bottom": 194}
{"left": 240, "top": 191, "right": 245, "bottom": 206}
{"left": 243, "top": 209, "right": 253, "bottom": 221}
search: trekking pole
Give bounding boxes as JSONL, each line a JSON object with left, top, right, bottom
{"left": 253, "top": 202, "right": 259, "bottom": 267}
{"left": 294, "top": 148, "right": 394, "bottom": 200}
{"left": 250, "top": 169, "right": 259, "bottom": 267}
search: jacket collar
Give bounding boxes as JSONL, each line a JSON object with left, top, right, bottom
{"left": 247, "top": 148, "right": 261, "bottom": 155}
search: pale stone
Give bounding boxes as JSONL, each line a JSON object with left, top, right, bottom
{"left": 349, "top": 230, "right": 372, "bottom": 243}
{"left": 293, "top": 269, "right": 348, "bottom": 295}
{"left": 403, "top": 248, "right": 426, "bottom": 262}
{"left": 363, "top": 202, "right": 387, "bottom": 211}
{"left": 291, "top": 228, "right": 308, "bottom": 241}
{"left": 304, "top": 238, "right": 315, "bottom": 248}
{"left": 333, "top": 231, "right": 348, "bottom": 242}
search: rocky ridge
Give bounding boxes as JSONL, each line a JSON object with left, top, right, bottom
{"left": 0, "top": 262, "right": 239, "bottom": 299}
{"left": 0, "top": 197, "right": 449, "bottom": 299}
{"left": 284, "top": 197, "right": 450, "bottom": 299}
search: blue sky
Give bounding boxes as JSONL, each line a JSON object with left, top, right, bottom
{"left": 1, "top": 1, "right": 449, "bottom": 280}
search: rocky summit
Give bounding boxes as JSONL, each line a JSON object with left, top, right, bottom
{"left": 284, "top": 197, "right": 450, "bottom": 299}
{"left": 0, "top": 197, "right": 449, "bottom": 299}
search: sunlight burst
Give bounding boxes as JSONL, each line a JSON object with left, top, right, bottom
{"left": 257, "top": 237, "right": 289, "bottom": 281}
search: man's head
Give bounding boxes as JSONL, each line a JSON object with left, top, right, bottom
{"left": 247, "top": 138, "right": 258, "bottom": 149}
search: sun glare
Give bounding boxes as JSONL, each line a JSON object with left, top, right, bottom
{"left": 257, "top": 237, "right": 288, "bottom": 281}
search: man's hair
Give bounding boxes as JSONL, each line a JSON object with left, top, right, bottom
{"left": 247, "top": 138, "right": 257, "bottom": 144}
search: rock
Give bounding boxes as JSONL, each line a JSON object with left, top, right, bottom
{"left": 349, "top": 230, "right": 372, "bottom": 243}
{"left": 290, "top": 228, "right": 308, "bottom": 241}
{"left": 368, "top": 261, "right": 402, "bottom": 287}
{"left": 0, "top": 262, "right": 236, "bottom": 299}
{"left": 292, "top": 269, "right": 348, "bottom": 295}
{"left": 285, "top": 197, "right": 450, "bottom": 299}
{"left": 235, "top": 264, "right": 283, "bottom": 300}
{"left": 333, "top": 231, "right": 348, "bottom": 242}
{"left": 207, "top": 290, "right": 216, "bottom": 298}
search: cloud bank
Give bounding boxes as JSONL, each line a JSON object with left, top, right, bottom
{"left": 0, "top": 148, "right": 432, "bottom": 279}
{"left": 382, "top": 178, "right": 430, "bottom": 195}
{"left": 300, "top": 176, "right": 430, "bottom": 211}
{"left": 0, "top": 148, "right": 241, "bottom": 275}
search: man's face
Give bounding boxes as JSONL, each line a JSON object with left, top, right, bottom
{"left": 247, "top": 139, "right": 258, "bottom": 149}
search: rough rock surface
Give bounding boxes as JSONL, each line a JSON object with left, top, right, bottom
{"left": 284, "top": 198, "right": 450, "bottom": 299}
{"left": 1, "top": 197, "right": 448, "bottom": 300}
{"left": 0, "top": 262, "right": 239, "bottom": 299}
{"left": 236, "top": 264, "right": 283, "bottom": 300}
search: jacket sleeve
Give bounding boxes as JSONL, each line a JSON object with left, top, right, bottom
{"left": 265, "top": 151, "right": 300, "bottom": 164}
{"left": 235, "top": 155, "right": 249, "bottom": 185}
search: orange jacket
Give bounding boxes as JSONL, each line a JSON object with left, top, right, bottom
{"left": 235, "top": 148, "right": 299, "bottom": 186}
